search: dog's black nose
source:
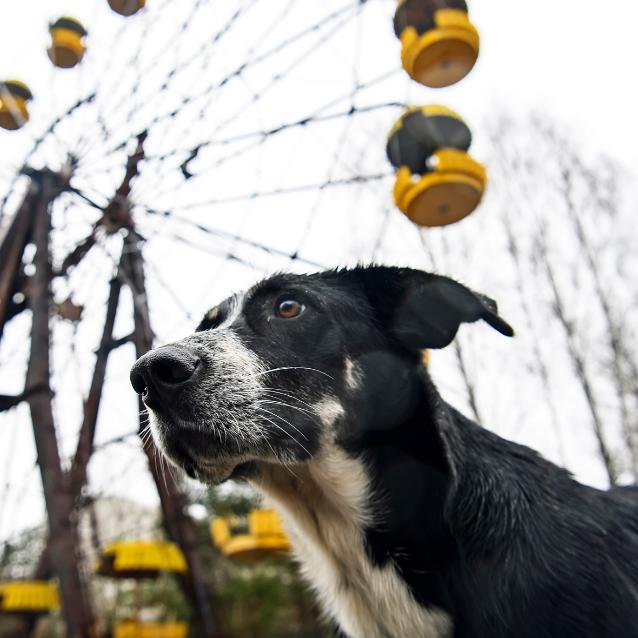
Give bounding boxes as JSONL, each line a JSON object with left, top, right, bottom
{"left": 130, "top": 346, "right": 200, "bottom": 409}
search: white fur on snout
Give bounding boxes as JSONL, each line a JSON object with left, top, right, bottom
{"left": 188, "top": 328, "right": 266, "bottom": 443}
{"left": 148, "top": 324, "right": 270, "bottom": 482}
{"left": 256, "top": 395, "right": 452, "bottom": 638}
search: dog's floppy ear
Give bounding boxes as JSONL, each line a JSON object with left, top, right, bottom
{"left": 359, "top": 267, "right": 514, "bottom": 350}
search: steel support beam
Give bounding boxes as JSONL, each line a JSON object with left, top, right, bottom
{"left": 24, "top": 171, "right": 96, "bottom": 638}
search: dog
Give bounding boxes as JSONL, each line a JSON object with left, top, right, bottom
{"left": 130, "top": 266, "right": 638, "bottom": 638}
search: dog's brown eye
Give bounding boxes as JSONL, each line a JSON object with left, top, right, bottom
{"left": 276, "top": 299, "right": 304, "bottom": 319}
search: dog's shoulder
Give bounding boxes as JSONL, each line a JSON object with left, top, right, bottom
{"left": 359, "top": 382, "right": 638, "bottom": 638}
{"left": 441, "top": 405, "right": 638, "bottom": 637}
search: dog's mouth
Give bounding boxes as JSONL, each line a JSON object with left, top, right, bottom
{"left": 145, "top": 381, "right": 322, "bottom": 485}
{"left": 187, "top": 456, "right": 257, "bottom": 484}
{"left": 149, "top": 414, "right": 264, "bottom": 484}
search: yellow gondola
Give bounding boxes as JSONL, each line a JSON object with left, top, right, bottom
{"left": 0, "top": 581, "right": 59, "bottom": 615}
{"left": 114, "top": 621, "right": 188, "bottom": 638}
{"left": 95, "top": 540, "right": 187, "bottom": 579}
{"left": 108, "top": 0, "right": 146, "bottom": 17}
{"left": 387, "top": 105, "right": 486, "bottom": 227}
{"left": 211, "top": 509, "right": 291, "bottom": 561}
{"left": 48, "top": 17, "right": 87, "bottom": 69}
{"left": 0, "top": 80, "right": 32, "bottom": 131}
{"left": 393, "top": 0, "right": 479, "bottom": 88}
{"left": 393, "top": 150, "right": 486, "bottom": 227}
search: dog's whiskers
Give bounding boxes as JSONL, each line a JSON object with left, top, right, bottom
{"left": 260, "top": 388, "right": 318, "bottom": 412}
{"left": 140, "top": 431, "right": 153, "bottom": 448}
{"left": 165, "top": 454, "right": 178, "bottom": 484}
{"left": 139, "top": 423, "right": 154, "bottom": 445}
{"left": 255, "top": 409, "right": 304, "bottom": 450}
{"left": 255, "top": 408, "right": 312, "bottom": 457}
{"left": 261, "top": 436, "right": 281, "bottom": 464}
{"left": 257, "top": 397, "right": 317, "bottom": 421}
{"left": 255, "top": 366, "right": 334, "bottom": 380}
{"left": 256, "top": 402, "right": 312, "bottom": 440}
{"left": 161, "top": 451, "right": 173, "bottom": 493}
{"left": 153, "top": 445, "right": 161, "bottom": 479}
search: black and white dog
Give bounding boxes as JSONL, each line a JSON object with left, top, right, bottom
{"left": 130, "top": 266, "right": 638, "bottom": 638}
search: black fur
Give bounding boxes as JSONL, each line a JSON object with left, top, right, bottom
{"left": 359, "top": 377, "right": 638, "bottom": 637}
{"left": 132, "top": 266, "right": 638, "bottom": 637}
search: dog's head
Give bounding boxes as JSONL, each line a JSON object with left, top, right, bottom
{"left": 130, "top": 266, "right": 513, "bottom": 484}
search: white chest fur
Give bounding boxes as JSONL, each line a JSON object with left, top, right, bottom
{"left": 255, "top": 447, "right": 451, "bottom": 638}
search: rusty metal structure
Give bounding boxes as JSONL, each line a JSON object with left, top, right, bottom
{"left": 0, "top": 136, "right": 224, "bottom": 637}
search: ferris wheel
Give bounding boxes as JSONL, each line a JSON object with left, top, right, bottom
{"left": 2, "top": 1, "right": 637, "bottom": 636}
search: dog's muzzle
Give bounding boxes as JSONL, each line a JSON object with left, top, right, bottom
{"left": 129, "top": 341, "right": 264, "bottom": 483}
{"left": 130, "top": 345, "right": 201, "bottom": 411}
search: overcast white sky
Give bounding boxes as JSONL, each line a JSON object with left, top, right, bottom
{"left": 1, "top": 0, "right": 638, "bottom": 545}
{"left": 3, "top": 1, "right": 638, "bottom": 164}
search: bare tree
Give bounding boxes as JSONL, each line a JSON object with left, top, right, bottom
{"left": 485, "top": 115, "right": 638, "bottom": 483}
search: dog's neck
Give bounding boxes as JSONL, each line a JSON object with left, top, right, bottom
{"left": 254, "top": 442, "right": 371, "bottom": 543}
{"left": 253, "top": 440, "right": 452, "bottom": 638}
{"left": 249, "top": 375, "right": 456, "bottom": 637}
{"left": 253, "top": 395, "right": 374, "bottom": 584}
{"left": 253, "top": 366, "right": 458, "bottom": 570}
